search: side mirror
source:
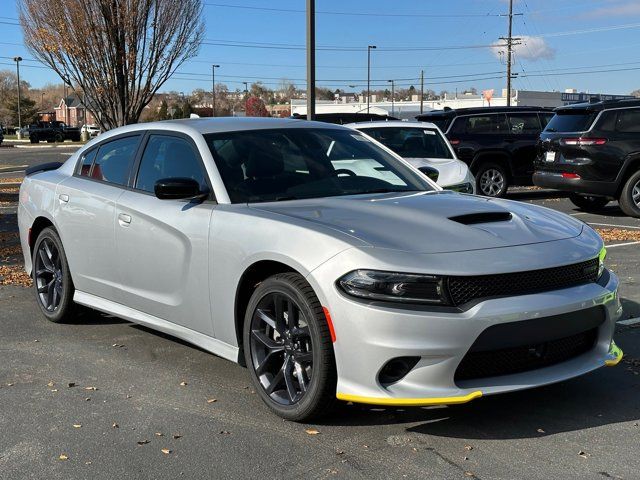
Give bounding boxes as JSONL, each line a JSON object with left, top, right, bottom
{"left": 154, "top": 178, "right": 203, "bottom": 200}
{"left": 418, "top": 166, "right": 439, "bottom": 183}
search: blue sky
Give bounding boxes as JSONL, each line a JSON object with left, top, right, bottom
{"left": 2, "top": 0, "right": 640, "bottom": 95}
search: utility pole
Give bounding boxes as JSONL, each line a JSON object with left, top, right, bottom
{"left": 420, "top": 70, "right": 424, "bottom": 114}
{"left": 388, "top": 80, "right": 395, "bottom": 116}
{"left": 500, "top": 0, "right": 521, "bottom": 107}
{"left": 367, "top": 45, "right": 376, "bottom": 114}
{"left": 13, "top": 57, "right": 22, "bottom": 139}
{"left": 211, "top": 64, "right": 220, "bottom": 117}
{"left": 306, "top": 0, "right": 316, "bottom": 120}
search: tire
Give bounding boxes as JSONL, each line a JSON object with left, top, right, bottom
{"left": 619, "top": 170, "right": 640, "bottom": 218}
{"left": 32, "top": 227, "right": 78, "bottom": 323}
{"left": 243, "top": 272, "right": 337, "bottom": 421}
{"left": 30, "top": 134, "right": 39, "bottom": 144}
{"left": 54, "top": 133, "right": 63, "bottom": 143}
{"left": 569, "top": 193, "right": 610, "bottom": 212}
{"left": 476, "top": 162, "right": 509, "bottom": 197}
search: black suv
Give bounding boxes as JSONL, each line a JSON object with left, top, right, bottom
{"left": 416, "top": 106, "right": 554, "bottom": 197}
{"left": 534, "top": 99, "right": 640, "bottom": 217}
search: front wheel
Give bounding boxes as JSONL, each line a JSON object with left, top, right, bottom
{"left": 569, "top": 193, "right": 609, "bottom": 212}
{"left": 476, "top": 163, "right": 509, "bottom": 197}
{"left": 243, "top": 273, "right": 337, "bottom": 421}
{"left": 32, "top": 227, "right": 78, "bottom": 323}
{"left": 619, "top": 170, "right": 640, "bottom": 218}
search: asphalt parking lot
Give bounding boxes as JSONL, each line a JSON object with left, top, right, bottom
{"left": 1, "top": 146, "right": 639, "bottom": 480}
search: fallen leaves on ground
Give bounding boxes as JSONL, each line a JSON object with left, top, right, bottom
{"left": 137, "top": 440, "right": 150, "bottom": 446}
{"left": 161, "top": 448, "right": 171, "bottom": 455}
{"left": 0, "top": 177, "right": 23, "bottom": 184}
{"left": 578, "top": 450, "right": 591, "bottom": 459}
{"left": 595, "top": 228, "right": 640, "bottom": 243}
{"left": 73, "top": 424, "right": 82, "bottom": 428}
{"left": 0, "top": 245, "right": 23, "bottom": 257}
{"left": 206, "top": 398, "right": 217, "bottom": 404}
{"left": 0, "top": 232, "right": 19, "bottom": 243}
{"left": 172, "top": 434, "right": 182, "bottom": 439}
{"left": 179, "top": 381, "right": 187, "bottom": 386}
{"left": 305, "top": 428, "right": 320, "bottom": 435}
{"left": 59, "top": 454, "right": 68, "bottom": 461}
{"left": 0, "top": 265, "right": 32, "bottom": 287}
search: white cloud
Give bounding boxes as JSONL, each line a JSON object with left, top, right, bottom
{"left": 491, "top": 35, "right": 555, "bottom": 62}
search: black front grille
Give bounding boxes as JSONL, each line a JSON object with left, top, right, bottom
{"left": 455, "top": 328, "right": 599, "bottom": 382}
{"left": 447, "top": 258, "right": 599, "bottom": 307}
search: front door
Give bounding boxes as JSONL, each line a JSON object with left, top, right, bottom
{"left": 114, "top": 133, "right": 215, "bottom": 336}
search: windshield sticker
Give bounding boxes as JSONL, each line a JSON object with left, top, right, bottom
{"left": 351, "top": 134, "right": 371, "bottom": 142}
{"left": 423, "top": 130, "right": 436, "bottom": 135}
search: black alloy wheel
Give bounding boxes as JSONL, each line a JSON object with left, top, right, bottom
{"left": 32, "top": 227, "right": 77, "bottom": 323}
{"left": 619, "top": 170, "right": 640, "bottom": 218}
{"left": 244, "top": 273, "right": 336, "bottom": 421}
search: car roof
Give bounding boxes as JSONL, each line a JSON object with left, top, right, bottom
{"left": 555, "top": 98, "right": 640, "bottom": 113}
{"left": 417, "top": 106, "right": 553, "bottom": 118}
{"left": 93, "top": 117, "right": 346, "bottom": 139}
{"left": 348, "top": 120, "right": 439, "bottom": 130}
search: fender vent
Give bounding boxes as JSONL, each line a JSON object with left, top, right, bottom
{"left": 449, "top": 212, "right": 512, "bottom": 225}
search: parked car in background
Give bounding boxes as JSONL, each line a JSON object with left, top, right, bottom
{"left": 416, "top": 106, "right": 554, "bottom": 197}
{"left": 292, "top": 112, "right": 398, "bottom": 125}
{"left": 18, "top": 125, "right": 30, "bottom": 138}
{"left": 81, "top": 124, "right": 101, "bottom": 137}
{"left": 350, "top": 121, "right": 475, "bottom": 193}
{"left": 534, "top": 99, "right": 640, "bottom": 217}
{"left": 18, "top": 117, "right": 622, "bottom": 421}
{"left": 29, "top": 121, "right": 81, "bottom": 143}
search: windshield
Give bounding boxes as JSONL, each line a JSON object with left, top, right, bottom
{"left": 361, "top": 127, "right": 454, "bottom": 159}
{"left": 205, "top": 128, "right": 431, "bottom": 203}
{"left": 544, "top": 111, "right": 598, "bottom": 133}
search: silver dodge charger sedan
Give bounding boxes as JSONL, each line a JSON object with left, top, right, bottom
{"left": 18, "top": 117, "right": 623, "bottom": 421}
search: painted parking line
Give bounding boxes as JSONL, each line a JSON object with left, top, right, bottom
{"left": 606, "top": 241, "right": 640, "bottom": 249}
{"left": 618, "top": 317, "right": 640, "bottom": 326}
{"left": 0, "top": 165, "right": 28, "bottom": 172}
{"left": 589, "top": 222, "right": 640, "bottom": 230}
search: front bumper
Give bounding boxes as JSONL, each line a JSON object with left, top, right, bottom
{"left": 309, "top": 252, "right": 622, "bottom": 407}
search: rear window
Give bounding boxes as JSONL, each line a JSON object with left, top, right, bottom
{"left": 363, "top": 127, "right": 453, "bottom": 159}
{"left": 419, "top": 117, "right": 452, "bottom": 131}
{"left": 544, "top": 111, "right": 598, "bottom": 133}
{"left": 457, "top": 114, "right": 509, "bottom": 134}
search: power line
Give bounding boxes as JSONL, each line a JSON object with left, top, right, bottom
{"left": 203, "top": 2, "right": 505, "bottom": 18}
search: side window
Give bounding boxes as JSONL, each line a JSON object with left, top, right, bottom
{"left": 507, "top": 113, "right": 542, "bottom": 134}
{"left": 91, "top": 136, "right": 140, "bottom": 185}
{"left": 135, "top": 135, "right": 208, "bottom": 194}
{"left": 464, "top": 114, "right": 508, "bottom": 134}
{"left": 77, "top": 148, "right": 97, "bottom": 177}
{"left": 616, "top": 109, "right": 640, "bottom": 133}
{"left": 595, "top": 111, "right": 617, "bottom": 132}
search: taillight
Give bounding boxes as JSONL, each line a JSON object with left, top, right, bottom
{"left": 449, "top": 139, "right": 460, "bottom": 146}
{"left": 560, "top": 137, "right": 607, "bottom": 146}
{"left": 561, "top": 173, "right": 581, "bottom": 179}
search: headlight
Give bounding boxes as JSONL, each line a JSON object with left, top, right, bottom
{"left": 338, "top": 270, "right": 450, "bottom": 305}
{"left": 447, "top": 182, "right": 474, "bottom": 194}
{"left": 598, "top": 246, "right": 607, "bottom": 278}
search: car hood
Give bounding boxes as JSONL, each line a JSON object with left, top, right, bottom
{"left": 250, "top": 191, "right": 584, "bottom": 254}
{"left": 404, "top": 157, "right": 467, "bottom": 187}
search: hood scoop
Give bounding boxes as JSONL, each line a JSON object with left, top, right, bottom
{"left": 449, "top": 211, "right": 513, "bottom": 225}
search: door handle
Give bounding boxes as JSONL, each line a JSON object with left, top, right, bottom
{"left": 118, "top": 213, "right": 132, "bottom": 226}
{"left": 58, "top": 194, "right": 69, "bottom": 203}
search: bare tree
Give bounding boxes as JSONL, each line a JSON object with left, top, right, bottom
{"left": 19, "top": 0, "right": 204, "bottom": 130}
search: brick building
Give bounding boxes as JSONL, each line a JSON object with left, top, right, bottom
{"left": 55, "top": 96, "right": 97, "bottom": 127}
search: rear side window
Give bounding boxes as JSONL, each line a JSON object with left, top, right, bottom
{"left": 460, "top": 114, "right": 508, "bottom": 134}
{"left": 77, "top": 149, "right": 97, "bottom": 177}
{"left": 91, "top": 136, "right": 140, "bottom": 185}
{"left": 507, "top": 113, "right": 542, "bottom": 134}
{"left": 544, "top": 111, "right": 597, "bottom": 133}
{"left": 135, "top": 135, "right": 208, "bottom": 194}
{"left": 615, "top": 109, "right": 640, "bottom": 133}
{"left": 539, "top": 113, "right": 554, "bottom": 127}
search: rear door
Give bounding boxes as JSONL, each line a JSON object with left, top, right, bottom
{"left": 506, "top": 112, "right": 543, "bottom": 178}
{"left": 114, "top": 132, "right": 215, "bottom": 335}
{"left": 449, "top": 113, "right": 509, "bottom": 164}
{"left": 56, "top": 134, "right": 141, "bottom": 300}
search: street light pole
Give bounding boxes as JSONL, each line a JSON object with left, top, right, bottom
{"left": 367, "top": 45, "right": 376, "bottom": 114}
{"left": 388, "top": 79, "right": 395, "bottom": 116}
{"left": 306, "top": 0, "right": 316, "bottom": 120}
{"left": 13, "top": 56, "right": 22, "bottom": 139}
{"left": 211, "top": 64, "right": 220, "bottom": 117}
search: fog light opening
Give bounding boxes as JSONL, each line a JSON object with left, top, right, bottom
{"left": 378, "top": 356, "right": 420, "bottom": 387}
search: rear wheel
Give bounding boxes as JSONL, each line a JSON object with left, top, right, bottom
{"left": 54, "top": 133, "right": 63, "bottom": 143}
{"left": 243, "top": 273, "right": 336, "bottom": 421}
{"left": 476, "top": 163, "right": 509, "bottom": 197}
{"left": 619, "top": 170, "right": 640, "bottom": 218}
{"left": 32, "top": 227, "right": 78, "bottom": 323}
{"left": 569, "top": 193, "right": 610, "bottom": 212}
{"left": 30, "top": 134, "right": 39, "bottom": 144}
